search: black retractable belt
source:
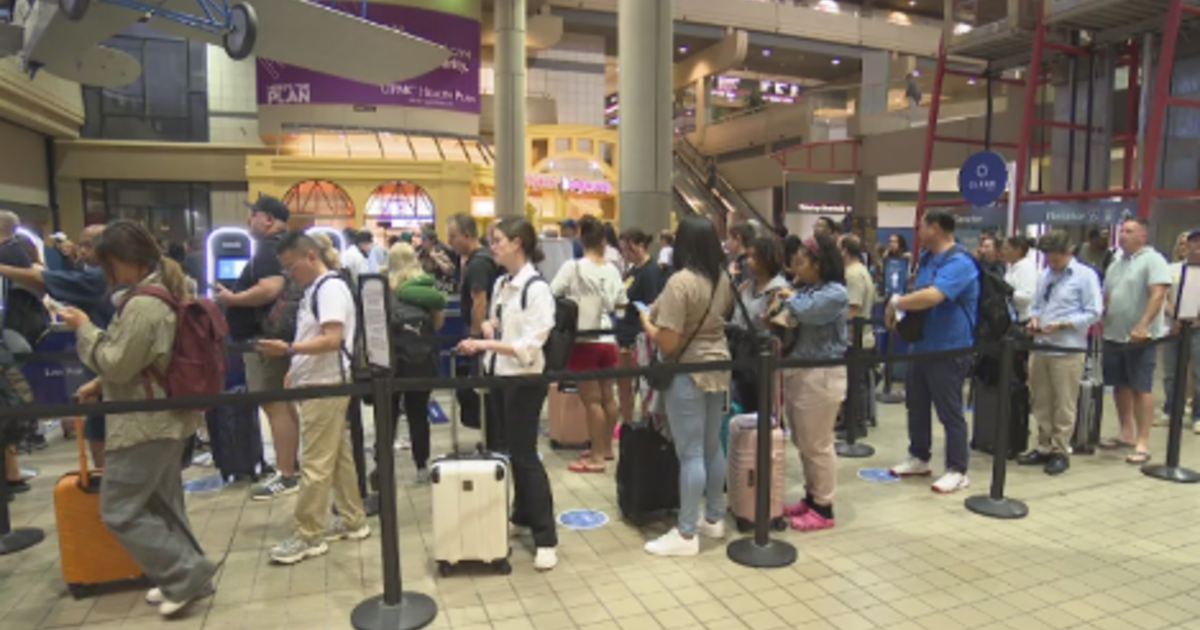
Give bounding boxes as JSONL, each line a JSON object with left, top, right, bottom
{"left": 1142, "top": 320, "right": 1200, "bottom": 484}
{"left": 837, "top": 318, "right": 875, "bottom": 459}
{"left": 965, "top": 337, "right": 1029, "bottom": 520}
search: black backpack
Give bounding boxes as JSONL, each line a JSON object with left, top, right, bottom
{"left": 260, "top": 279, "right": 305, "bottom": 341}
{"left": 3, "top": 284, "right": 49, "bottom": 347}
{"left": 944, "top": 247, "right": 1014, "bottom": 345}
{"left": 387, "top": 294, "right": 439, "bottom": 377}
{"left": 513, "top": 276, "right": 577, "bottom": 372}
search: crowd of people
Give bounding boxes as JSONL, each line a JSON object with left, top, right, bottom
{"left": 0, "top": 197, "right": 1191, "bottom": 615}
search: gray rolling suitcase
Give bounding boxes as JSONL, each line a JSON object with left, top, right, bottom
{"left": 1072, "top": 335, "right": 1104, "bottom": 455}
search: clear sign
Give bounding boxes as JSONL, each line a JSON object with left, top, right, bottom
{"left": 959, "top": 151, "right": 1008, "bottom": 207}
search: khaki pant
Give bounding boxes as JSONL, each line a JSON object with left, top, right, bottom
{"left": 782, "top": 367, "right": 846, "bottom": 506}
{"left": 1030, "top": 354, "right": 1086, "bottom": 455}
{"left": 295, "top": 396, "right": 365, "bottom": 541}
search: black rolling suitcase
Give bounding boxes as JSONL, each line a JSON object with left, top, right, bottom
{"left": 971, "top": 379, "right": 1030, "bottom": 459}
{"left": 616, "top": 418, "right": 680, "bottom": 526}
{"left": 206, "top": 386, "right": 269, "bottom": 482}
{"left": 1072, "top": 335, "right": 1104, "bottom": 455}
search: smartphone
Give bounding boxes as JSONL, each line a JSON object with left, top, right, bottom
{"left": 633, "top": 301, "right": 650, "bottom": 314}
{"left": 44, "top": 296, "right": 68, "bottom": 312}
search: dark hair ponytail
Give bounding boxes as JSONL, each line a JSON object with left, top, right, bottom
{"left": 94, "top": 220, "right": 190, "bottom": 300}
{"left": 493, "top": 217, "right": 543, "bottom": 264}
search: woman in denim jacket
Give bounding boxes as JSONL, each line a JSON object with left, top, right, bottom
{"left": 776, "top": 234, "right": 849, "bottom": 532}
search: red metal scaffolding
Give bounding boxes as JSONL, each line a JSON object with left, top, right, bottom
{"left": 916, "top": 0, "right": 1200, "bottom": 237}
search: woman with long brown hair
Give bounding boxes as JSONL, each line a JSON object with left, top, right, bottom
{"left": 58, "top": 220, "right": 216, "bottom": 617}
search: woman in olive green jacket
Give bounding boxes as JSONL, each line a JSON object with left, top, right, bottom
{"left": 59, "top": 221, "right": 216, "bottom": 618}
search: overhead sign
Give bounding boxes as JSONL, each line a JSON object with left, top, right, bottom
{"left": 959, "top": 151, "right": 1008, "bottom": 207}
{"left": 948, "top": 204, "right": 1008, "bottom": 227}
{"left": 1020, "top": 200, "right": 1135, "bottom": 225}
{"left": 256, "top": 3, "right": 481, "bottom": 114}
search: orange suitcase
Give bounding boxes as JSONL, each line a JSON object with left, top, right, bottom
{"left": 55, "top": 419, "right": 144, "bottom": 598}
{"left": 548, "top": 382, "right": 590, "bottom": 449}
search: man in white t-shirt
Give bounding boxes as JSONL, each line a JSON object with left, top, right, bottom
{"left": 257, "top": 232, "right": 368, "bottom": 565}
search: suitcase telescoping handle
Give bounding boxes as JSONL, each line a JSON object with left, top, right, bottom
{"left": 73, "top": 417, "right": 99, "bottom": 493}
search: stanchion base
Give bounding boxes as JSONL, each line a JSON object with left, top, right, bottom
{"left": 726, "top": 537, "right": 797, "bottom": 568}
{"left": 364, "top": 493, "right": 380, "bottom": 517}
{"left": 351, "top": 593, "right": 438, "bottom": 630}
{"left": 1141, "top": 465, "right": 1200, "bottom": 484}
{"left": 835, "top": 442, "right": 875, "bottom": 458}
{"left": 0, "top": 528, "right": 45, "bottom": 555}
{"left": 964, "top": 495, "right": 1028, "bottom": 520}
{"left": 876, "top": 392, "right": 905, "bottom": 405}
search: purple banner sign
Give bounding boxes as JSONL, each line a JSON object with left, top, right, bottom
{"left": 256, "top": 3, "right": 481, "bottom": 114}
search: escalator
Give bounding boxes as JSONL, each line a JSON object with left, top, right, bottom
{"left": 672, "top": 136, "right": 775, "bottom": 231}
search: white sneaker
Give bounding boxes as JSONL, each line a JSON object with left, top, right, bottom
{"left": 159, "top": 597, "right": 194, "bottom": 617}
{"left": 270, "top": 535, "right": 329, "bottom": 565}
{"left": 890, "top": 458, "right": 932, "bottom": 477}
{"left": 1193, "top": 421, "right": 1200, "bottom": 435}
{"left": 325, "top": 517, "right": 371, "bottom": 542}
{"left": 698, "top": 519, "right": 726, "bottom": 540}
{"left": 644, "top": 528, "right": 699, "bottom": 557}
{"left": 931, "top": 471, "right": 970, "bottom": 494}
{"left": 534, "top": 547, "right": 558, "bottom": 572}
{"left": 145, "top": 587, "right": 164, "bottom": 605}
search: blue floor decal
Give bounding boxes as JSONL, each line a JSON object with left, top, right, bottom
{"left": 557, "top": 509, "right": 609, "bottom": 531}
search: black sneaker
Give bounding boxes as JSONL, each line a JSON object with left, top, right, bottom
{"left": 1016, "top": 451, "right": 1050, "bottom": 466}
{"left": 1044, "top": 454, "right": 1070, "bottom": 476}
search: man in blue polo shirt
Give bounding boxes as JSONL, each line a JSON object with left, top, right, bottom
{"left": 886, "top": 211, "right": 980, "bottom": 494}
{"left": 0, "top": 225, "right": 113, "bottom": 466}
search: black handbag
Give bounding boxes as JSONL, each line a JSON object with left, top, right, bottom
{"left": 647, "top": 279, "right": 718, "bottom": 391}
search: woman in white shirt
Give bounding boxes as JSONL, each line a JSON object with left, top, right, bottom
{"left": 551, "top": 216, "right": 627, "bottom": 473}
{"left": 457, "top": 217, "right": 559, "bottom": 572}
{"left": 1004, "top": 236, "right": 1039, "bottom": 323}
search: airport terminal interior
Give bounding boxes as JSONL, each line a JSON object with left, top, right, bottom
{"left": 3, "top": 0, "right": 1200, "bottom": 628}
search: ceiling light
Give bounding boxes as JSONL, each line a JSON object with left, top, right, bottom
{"left": 913, "top": 70, "right": 921, "bottom": 76}
{"left": 968, "top": 78, "right": 977, "bottom": 85}
{"left": 831, "top": 58, "right": 842, "bottom": 66}
{"left": 678, "top": 45, "right": 689, "bottom": 54}
{"left": 762, "top": 48, "right": 773, "bottom": 57}
{"left": 909, "top": 0, "right": 916, "bottom": 5}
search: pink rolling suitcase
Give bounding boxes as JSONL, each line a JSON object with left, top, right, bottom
{"left": 726, "top": 370, "right": 787, "bottom": 532}
{"left": 548, "top": 382, "right": 590, "bottom": 449}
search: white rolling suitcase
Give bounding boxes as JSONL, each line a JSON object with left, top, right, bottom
{"left": 430, "top": 357, "right": 512, "bottom": 577}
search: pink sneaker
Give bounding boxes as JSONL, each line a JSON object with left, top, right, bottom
{"left": 789, "top": 510, "right": 835, "bottom": 532}
{"left": 783, "top": 502, "right": 809, "bottom": 517}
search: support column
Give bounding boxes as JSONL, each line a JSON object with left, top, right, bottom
{"left": 860, "top": 51, "right": 891, "bottom": 117}
{"left": 694, "top": 77, "right": 710, "bottom": 134}
{"left": 853, "top": 175, "right": 879, "bottom": 246}
{"left": 495, "top": 0, "right": 527, "bottom": 218}
{"left": 619, "top": 0, "right": 673, "bottom": 236}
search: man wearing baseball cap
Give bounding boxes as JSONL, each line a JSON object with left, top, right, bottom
{"left": 1017, "top": 230, "right": 1103, "bottom": 475}
{"left": 214, "top": 195, "right": 302, "bottom": 499}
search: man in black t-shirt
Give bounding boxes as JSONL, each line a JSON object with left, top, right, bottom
{"left": 214, "top": 196, "right": 301, "bottom": 499}
{"left": 447, "top": 214, "right": 499, "bottom": 430}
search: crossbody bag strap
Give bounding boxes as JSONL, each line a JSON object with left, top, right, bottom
{"left": 664, "top": 275, "right": 719, "bottom": 364}
{"left": 311, "top": 274, "right": 353, "bottom": 382}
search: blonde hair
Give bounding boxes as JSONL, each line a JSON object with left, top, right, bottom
{"left": 310, "top": 232, "right": 341, "bottom": 270}
{"left": 388, "top": 243, "right": 423, "bottom": 289}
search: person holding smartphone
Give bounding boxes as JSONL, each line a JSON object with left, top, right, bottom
{"left": 617, "top": 229, "right": 664, "bottom": 426}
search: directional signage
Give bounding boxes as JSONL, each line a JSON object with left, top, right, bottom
{"left": 959, "top": 151, "right": 1008, "bottom": 207}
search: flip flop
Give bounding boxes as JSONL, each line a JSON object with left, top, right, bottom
{"left": 580, "top": 450, "right": 615, "bottom": 462}
{"left": 568, "top": 461, "right": 606, "bottom": 474}
{"left": 1125, "top": 452, "right": 1151, "bottom": 465}
{"left": 1099, "top": 438, "right": 1135, "bottom": 450}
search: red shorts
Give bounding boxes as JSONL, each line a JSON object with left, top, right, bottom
{"left": 568, "top": 342, "right": 619, "bottom": 372}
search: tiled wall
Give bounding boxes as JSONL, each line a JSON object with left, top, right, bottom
{"left": 211, "top": 185, "right": 251, "bottom": 228}
{"left": 207, "top": 46, "right": 262, "bottom": 144}
{"left": 482, "top": 34, "right": 607, "bottom": 128}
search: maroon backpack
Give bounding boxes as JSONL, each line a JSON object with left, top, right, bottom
{"left": 121, "top": 286, "right": 229, "bottom": 402}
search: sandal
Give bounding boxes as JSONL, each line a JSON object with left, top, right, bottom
{"left": 1099, "top": 438, "right": 1135, "bottom": 450}
{"left": 1125, "top": 451, "right": 1152, "bottom": 465}
{"left": 580, "top": 450, "right": 615, "bottom": 462}
{"left": 789, "top": 510, "right": 835, "bottom": 532}
{"left": 568, "top": 461, "right": 606, "bottom": 474}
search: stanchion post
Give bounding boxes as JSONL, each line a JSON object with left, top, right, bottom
{"left": 965, "top": 338, "right": 1029, "bottom": 519}
{"left": 0, "top": 431, "right": 45, "bottom": 555}
{"left": 877, "top": 328, "right": 905, "bottom": 404}
{"left": 838, "top": 318, "right": 875, "bottom": 458}
{"left": 352, "top": 273, "right": 437, "bottom": 630}
{"left": 727, "top": 335, "right": 797, "bottom": 568}
{"left": 1143, "top": 322, "right": 1200, "bottom": 483}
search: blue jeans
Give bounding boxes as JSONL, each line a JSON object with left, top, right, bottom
{"left": 663, "top": 375, "right": 727, "bottom": 537}
{"left": 906, "top": 357, "right": 972, "bottom": 473}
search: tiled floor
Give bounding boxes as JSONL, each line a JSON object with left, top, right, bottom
{"left": 3, "top": 390, "right": 1200, "bottom": 630}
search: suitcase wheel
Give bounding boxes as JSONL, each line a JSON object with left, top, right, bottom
{"left": 494, "top": 464, "right": 505, "bottom": 482}
{"left": 735, "top": 518, "right": 753, "bottom": 533}
{"left": 437, "top": 561, "right": 453, "bottom": 578}
{"left": 772, "top": 517, "right": 789, "bottom": 532}
{"left": 492, "top": 559, "right": 512, "bottom": 576}
{"left": 430, "top": 468, "right": 441, "bottom": 484}
{"left": 67, "top": 584, "right": 91, "bottom": 600}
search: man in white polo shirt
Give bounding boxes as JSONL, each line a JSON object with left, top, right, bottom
{"left": 257, "top": 232, "right": 368, "bottom": 565}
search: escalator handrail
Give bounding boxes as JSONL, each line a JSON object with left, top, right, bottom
{"left": 674, "top": 135, "right": 776, "bottom": 229}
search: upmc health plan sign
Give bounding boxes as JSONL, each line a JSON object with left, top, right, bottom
{"left": 256, "top": 3, "right": 481, "bottom": 114}
{"left": 958, "top": 151, "right": 1008, "bottom": 208}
